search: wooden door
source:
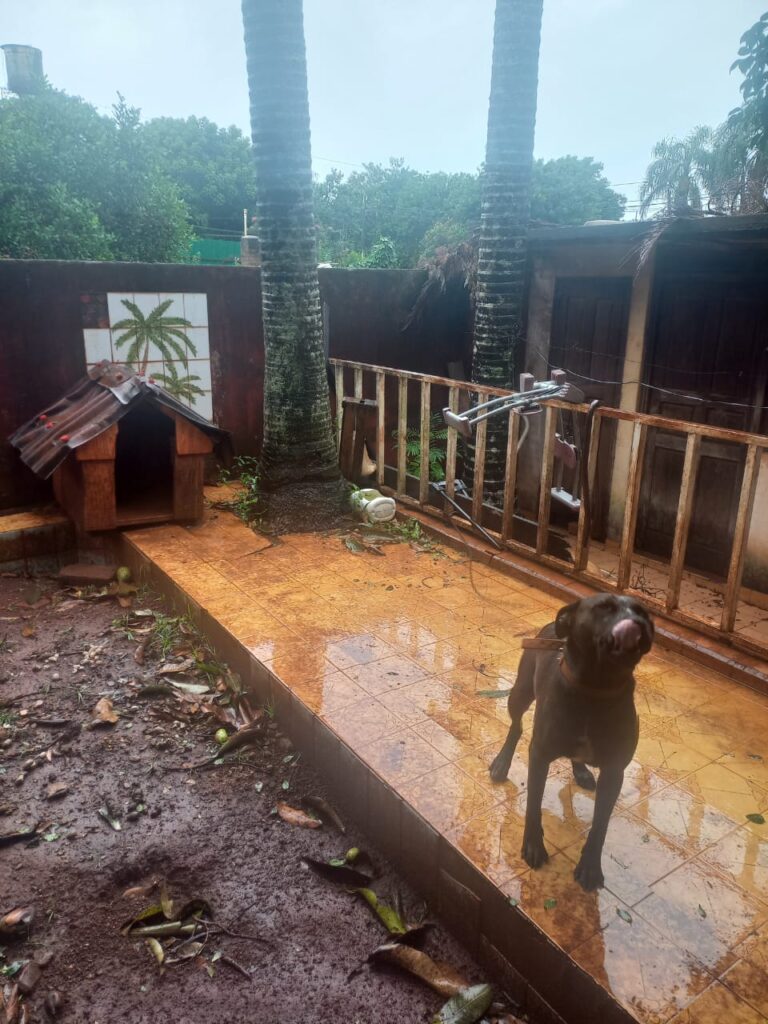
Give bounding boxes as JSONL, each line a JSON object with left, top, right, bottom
{"left": 637, "top": 277, "right": 768, "bottom": 577}
{"left": 548, "top": 277, "right": 631, "bottom": 539}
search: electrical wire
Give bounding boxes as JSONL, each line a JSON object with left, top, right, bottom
{"left": 530, "top": 341, "right": 767, "bottom": 412}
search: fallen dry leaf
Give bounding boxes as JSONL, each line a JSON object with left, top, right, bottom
{"left": 21, "top": 625, "right": 36, "bottom": 638}
{"left": 93, "top": 697, "right": 118, "bottom": 724}
{"left": 276, "top": 802, "right": 322, "bottom": 829}
{"left": 368, "top": 941, "right": 468, "bottom": 997}
{"left": 46, "top": 782, "right": 70, "bottom": 801}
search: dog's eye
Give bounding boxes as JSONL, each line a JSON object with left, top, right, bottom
{"left": 596, "top": 596, "right": 619, "bottom": 611}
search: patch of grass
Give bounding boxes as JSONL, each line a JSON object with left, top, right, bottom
{"left": 218, "top": 455, "right": 262, "bottom": 525}
{"left": 0, "top": 709, "right": 16, "bottom": 728}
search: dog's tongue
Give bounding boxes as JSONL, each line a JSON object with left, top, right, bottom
{"left": 612, "top": 618, "right": 642, "bottom": 652}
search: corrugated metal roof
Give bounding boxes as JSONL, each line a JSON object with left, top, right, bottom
{"left": 9, "top": 361, "right": 227, "bottom": 480}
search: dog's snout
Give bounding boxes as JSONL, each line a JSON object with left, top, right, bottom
{"left": 611, "top": 618, "right": 642, "bottom": 651}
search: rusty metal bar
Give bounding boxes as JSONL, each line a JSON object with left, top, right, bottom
{"left": 419, "top": 380, "right": 431, "bottom": 504}
{"left": 721, "top": 443, "right": 762, "bottom": 633}
{"left": 471, "top": 391, "right": 488, "bottom": 523}
{"left": 376, "top": 371, "right": 386, "bottom": 488}
{"left": 501, "top": 409, "right": 520, "bottom": 543}
{"left": 666, "top": 433, "right": 702, "bottom": 612}
{"left": 397, "top": 376, "right": 408, "bottom": 496}
{"left": 445, "top": 386, "right": 459, "bottom": 500}
{"left": 574, "top": 414, "right": 602, "bottom": 572}
{"left": 617, "top": 421, "right": 648, "bottom": 591}
{"left": 536, "top": 405, "right": 557, "bottom": 555}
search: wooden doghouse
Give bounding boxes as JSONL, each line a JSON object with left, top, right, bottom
{"left": 10, "top": 361, "right": 227, "bottom": 532}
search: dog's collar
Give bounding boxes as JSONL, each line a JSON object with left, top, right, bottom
{"left": 521, "top": 637, "right": 632, "bottom": 700}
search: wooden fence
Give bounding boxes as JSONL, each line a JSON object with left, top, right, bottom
{"left": 331, "top": 357, "right": 767, "bottom": 659}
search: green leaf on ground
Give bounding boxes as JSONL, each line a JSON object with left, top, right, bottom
{"left": 432, "top": 983, "right": 494, "bottom": 1024}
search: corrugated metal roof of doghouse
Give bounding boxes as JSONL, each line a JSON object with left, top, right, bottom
{"left": 9, "top": 361, "right": 228, "bottom": 480}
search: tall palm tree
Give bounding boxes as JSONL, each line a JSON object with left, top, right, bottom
{"left": 638, "top": 127, "right": 713, "bottom": 218}
{"left": 241, "top": 0, "right": 338, "bottom": 487}
{"left": 471, "top": 0, "right": 544, "bottom": 493}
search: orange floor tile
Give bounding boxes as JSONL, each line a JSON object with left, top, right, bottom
{"left": 125, "top": 506, "right": 768, "bottom": 1024}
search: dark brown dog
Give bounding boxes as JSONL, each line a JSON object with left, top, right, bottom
{"left": 489, "top": 593, "right": 654, "bottom": 891}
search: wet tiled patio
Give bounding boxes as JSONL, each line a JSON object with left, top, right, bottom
{"left": 122, "top": 498, "right": 768, "bottom": 1024}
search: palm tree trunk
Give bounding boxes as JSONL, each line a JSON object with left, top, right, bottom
{"left": 241, "top": 0, "right": 338, "bottom": 487}
{"left": 471, "top": 0, "right": 544, "bottom": 495}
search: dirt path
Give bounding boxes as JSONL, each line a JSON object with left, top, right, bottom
{"left": 0, "top": 575, "right": 505, "bottom": 1024}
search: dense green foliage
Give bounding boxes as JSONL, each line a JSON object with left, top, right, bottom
{"left": 314, "top": 156, "right": 625, "bottom": 268}
{"left": 0, "top": 88, "right": 192, "bottom": 261}
{"left": 142, "top": 116, "right": 257, "bottom": 233}
{"left": 640, "top": 13, "right": 768, "bottom": 217}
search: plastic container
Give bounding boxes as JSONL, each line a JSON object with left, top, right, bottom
{"left": 349, "top": 488, "right": 396, "bottom": 523}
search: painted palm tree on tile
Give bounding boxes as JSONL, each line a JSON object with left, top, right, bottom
{"left": 471, "top": 0, "right": 544, "bottom": 495}
{"left": 241, "top": 0, "right": 339, "bottom": 487}
{"left": 112, "top": 298, "right": 204, "bottom": 404}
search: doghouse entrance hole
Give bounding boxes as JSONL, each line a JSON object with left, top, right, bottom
{"left": 115, "top": 403, "right": 174, "bottom": 525}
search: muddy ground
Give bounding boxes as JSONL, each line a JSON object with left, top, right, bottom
{"left": 0, "top": 574, "right": 509, "bottom": 1024}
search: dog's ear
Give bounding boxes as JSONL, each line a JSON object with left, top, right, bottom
{"left": 555, "top": 601, "right": 579, "bottom": 638}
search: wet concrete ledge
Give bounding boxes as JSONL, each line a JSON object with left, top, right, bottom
{"left": 117, "top": 530, "right": 639, "bottom": 1024}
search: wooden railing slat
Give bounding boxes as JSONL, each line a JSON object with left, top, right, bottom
{"left": 501, "top": 409, "right": 520, "bottom": 543}
{"left": 536, "top": 405, "right": 557, "bottom": 555}
{"left": 666, "top": 433, "right": 702, "bottom": 612}
{"left": 396, "top": 375, "right": 408, "bottom": 496}
{"left": 472, "top": 391, "right": 488, "bottom": 524}
{"left": 574, "top": 414, "right": 602, "bottom": 572}
{"left": 721, "top": 443, "right": 762, "bottom": 633}
{"left": 419, "top": 380, "right": 431, "bottom": 504}
{"left": 617, "top": 421, "right": 648, "bottom": 590}
{"left": 376, "top": 371, "right": 385, "bottom": 488}
{"left": 445, "top": 386, "right": 459, "bottom": 500}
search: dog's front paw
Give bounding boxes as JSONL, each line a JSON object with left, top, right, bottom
{"left": 522, "top": 833, "right": 549, "bottom": 869}
{"left": 574, "top": 855, "right": 604, "bottom": 891}
{"left": 489, "top": 752, "right": 511, "bottom": 784}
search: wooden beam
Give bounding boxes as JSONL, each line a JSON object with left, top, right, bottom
{"left": 419, "top": 380, "right": 431, "bottom": 504}
{"left": 573, "top": 414, "right": 602, "bottom": 572}
{"left": 376, "top": 371, "right": 386, "bottom": 488}
{"left": 396, "top": 376, "right": 408, "bottom": 496}
{"left": 445, "top": 386, "right": 459, "bottom": 500}
{"left": 616, "top": 421, "right": 647, "bottom": 591}
{"left": 472, "top": 392, "right": 488, "bottom": 524}
{"left": 536, "top": 405, "right": 557, "bottom": 555}
{"left": 665, "top": 432, "right": 701, "bottom": 612}
{"left": 721, "top": 443, "right": 762, "bottom": 633}
{"left": 334, "top": 363, "right": 344, "bottom": 446}
{"left": 501, "top": 409, "right": 520, "bottom": 544}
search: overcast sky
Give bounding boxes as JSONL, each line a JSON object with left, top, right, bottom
{"left": 2, "top": 0, "right": 765, "bottom": 211}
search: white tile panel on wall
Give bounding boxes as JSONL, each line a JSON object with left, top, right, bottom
{"left": 182, "top": 293, "right": 208, "bottom": 327}
{"left": 107, "top": 292, "right": 135, "bottom": 327}
{"left": 83, "top": 328, "right": 112, "bottom": 365}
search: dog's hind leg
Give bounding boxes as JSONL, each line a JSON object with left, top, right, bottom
{"left": 489, "top": 654, "right": 535, "bottom": 784}
{"left": 571, "top": 761, "right": 597, "bottom": 790}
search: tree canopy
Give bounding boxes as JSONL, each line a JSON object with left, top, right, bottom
{"left": 0, "top": 87, "right": 192, "bottom": 262}
{"left": 314, "top": 156, "right": 625, "bottom": 268}
{"left": 640, "top": 13, "right": 768, "bottom": 217}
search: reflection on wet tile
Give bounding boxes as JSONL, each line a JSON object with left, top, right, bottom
{"left": 288, "top": 671, "right": 368, "bottom": 716}
{"left": 359, "top": 728, "right": 448, "bottom": 786}
{"left": 448, "top": 803, "right": 529, "bottom": 884}
{"left": 324, "top": 633, "right": 394, "bottom": 670}
{"left": 343, "top": 654, "right": 428, "bottom": 696}
{"left": 700, "top": 827, "right": 768, "bottom": 901}
{"left": 414, "top": 703, "right": 509, "bottom": 759}
{"left": 669, "top": 981, "right": 767, "bottom": 1024}
{"left": 676, "top": 763, "right": 768, "bottom": 827}
{"left": 401, "top": 762, "right": 500, "bottom": 832}
{"left": 501, "top": 853, "right": 626, "bottom": 954}
{"left": 632, "top": 784, "right": 738, "bottom": 856}
{"left": 321, "top": 696, "right": 403, "bottom": 746}
{"left": 572, "top": 911, "right": 713, "bottom": 1024}
{"left": 563, "top": 812, "right": 690, "bottom": 907}
{"left": 634, "top": 856, "right": 768, "bottom": 975}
